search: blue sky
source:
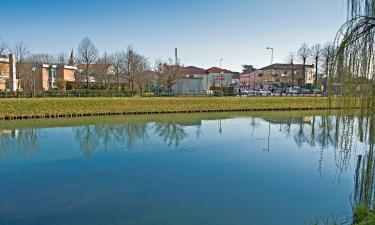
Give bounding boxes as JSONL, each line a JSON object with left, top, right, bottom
{"left": 2, "top": 0, "right": 346, "bottom": 71}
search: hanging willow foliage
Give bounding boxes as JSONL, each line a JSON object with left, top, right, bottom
{"left": 333, "top": 0, "right": 375, "bottom": 110}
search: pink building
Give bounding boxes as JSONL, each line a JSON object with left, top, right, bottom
{"left": 240, "top": 71, "right": 260, "bottom": 89}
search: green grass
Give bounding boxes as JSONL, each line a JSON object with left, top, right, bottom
{"left": 353, "top": 205, "right": 375, "bottom": 225}
{"left": 0, "top": 97, "right": 346, "bottom": 119}
{"left": 0, "top": 110, "right": 342, "bottom": 129}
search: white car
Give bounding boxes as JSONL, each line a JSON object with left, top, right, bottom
{"left": 258, "top": 89, "right": 271, "bottom": 96}
{"left": 241, "top": 89, "right": 249, "bottom": 95}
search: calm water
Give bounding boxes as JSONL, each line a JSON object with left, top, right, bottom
{"left": 0, "top": 112, "right": 367, "bottom": 225}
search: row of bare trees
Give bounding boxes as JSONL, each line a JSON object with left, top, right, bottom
{"left": 0, "top": 36, "right": 183, "bottom": 92}
{"left": 287, "top": 42, "right": 335, "bottom": 87}
{"left": 74, "top": 37, "right": 183, "bottom": 92}
{"left": 76, "top": 37, "right": 153, "bottom": 91}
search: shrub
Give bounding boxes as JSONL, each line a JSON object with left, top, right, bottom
{"left": 210, "top": 86, "right": 235, "bottom": 96}
{"left": 213, "top": 90, "right": 224, "bottom": 97}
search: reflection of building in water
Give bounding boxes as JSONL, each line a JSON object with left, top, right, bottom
{"left": 0, "top": 130, "right": 12, "bottom": 135}
{"left": 303, "top": 116, "right": 313, "bottom": 124}
{"left": 175, "top": 121, "right": 202, "bottom": 126}
{"left": 0, "top": 128, "right": 38, "bottom": 160}
{"left": 0, "top": 129, "right": 20, "bottom": 139}
{"left": 261, "top": 117, "right": 311, "bottom": 125}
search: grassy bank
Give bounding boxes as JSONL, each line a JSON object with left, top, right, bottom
{"left": 0, "top": 110, "right": 342, "bottom": 129}
{"left": 0, "top": 97, "right": 347, "bottom": 120}
{"left": 353, "top": 206, "right": 375, "bottom": 225}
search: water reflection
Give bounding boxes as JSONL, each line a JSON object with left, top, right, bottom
{"left": 0, "top": 112, "right": 375, "bottom": 224}
{"left": 0, "top": 129, "right": 38, "bottom": 159}
{"left": 74, "top": 123, "right": 150, "bottom": 158}
{"left": 353, "top": 115, "right": 375, "bottom": 211}
{"left": 153, "top": 122, "right": 188, "bottom": 147}
{"left": 0, "top": 113, "right": 366, "bottom": 163}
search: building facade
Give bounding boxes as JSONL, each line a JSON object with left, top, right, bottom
{"left": 204, "top": 67, "right": 236, "bottom": 90}
{"left": 21, "top": 63, "right": 77, "bottom": 91}
{"left": 0, "top": 54, "right": 17, "bottom": 91}
{"left": 171, "top": 66, "right": 206, "bottom": 94}
{"left": 257, "top": 63, "right": 314, "bottom": 88}
{"left": 240, "top": 70, "right": 261, "bottom": 90}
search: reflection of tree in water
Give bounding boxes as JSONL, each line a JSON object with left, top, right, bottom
{"left": 74, "top": 126, "right": 100, "bottom": 159}
{"left": 0, "top": 129, "right": 38, "bottom": 160}
{"left": 153, "top": 122, "right": 188, "bottom": 147}
{"left": 73, "top": 120, "right": 192, "bottom": 158}
{"left": 74, "top": 123, "right": 150, "bottom": 158}
{"left": 274, "top": 115, "right": 358, "bottom": 174}
{"left": 354, "top": 116, "right": 375, "bottom": 211}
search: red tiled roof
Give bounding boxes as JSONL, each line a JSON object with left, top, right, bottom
{"left": 181, "top": 66, "right": 208, "bottom": 75}
{"left": 206, "top": 67, "right": 234, "bottom": 74}
{"left": 259, "top": 63, "right": 314, "bottom": 70}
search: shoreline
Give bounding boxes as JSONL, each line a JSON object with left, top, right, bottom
{"left": 0, "top": 97, "right": 354, "bottom": 121}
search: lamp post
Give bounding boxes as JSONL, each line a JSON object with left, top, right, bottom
{"left": 323, "top": 74, "right": 328, "bottom": 96}
{"left": 266, "top": 47, "right": 274, "bottom": 65}
{"left": 32, "top": 67, "right": 36, "bottom": 98}
{"left": 219, "top": 58, "right": 224, "bottom": 86}
{"left": 281, "top": 73, "right": 286, "bottom": 96}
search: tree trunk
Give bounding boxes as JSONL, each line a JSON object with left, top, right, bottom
{"left": 302, "top": 58, "right": 306, "bottom": 85}
{"left": 315, "top": 56, "right": 318, "bottom": 88}
{"left": 291, "top": 63, "right": 294, "bottom": 86}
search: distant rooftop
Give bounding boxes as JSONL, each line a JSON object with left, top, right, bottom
{"left": 181, "top": 66, "right": 208, "bottom": 75}
{"left": 207, "top": 67, "right": 235, "bottom": 74}
{"left": 259, "top": 63, "right": 314, "bottom": 70}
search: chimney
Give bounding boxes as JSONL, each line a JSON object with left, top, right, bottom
{"left": 9, "top": 54, "right": 17, "bottom": 91}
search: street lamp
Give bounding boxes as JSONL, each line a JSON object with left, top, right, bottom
{"left": 281, "top": 73, "right": 287, "bottom": 96}
{"left": 323, "top": 74, "right": 328, "bottom": 95}
{"left": 219, "top": 58, "right": 224, "bottom": 86}
{"left": 266, "top": 47, "right": 274, "bottom": 65}
{"left": 32, "top": 67, "right": 36, "bottom": 98}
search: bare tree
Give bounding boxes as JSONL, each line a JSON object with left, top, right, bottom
{"left": 17, "top": 57, "right": 35, "bottom": 91}
{"left": 0, "top": 39, "right": 9, "bottom": 56}
{"left": 124, "top": 47, "right": 136, "bottom": 93}
{"left": 31, "top": 53, "right": 56, "bottom": 64}
{"left": 95, "top": 52, "right": 113, "bottom": 88}
{"left": 157, "top": 58, "right": 183, "bottom": 94}
{"left": 110, "top": 51, "right": 126, "bottom": 89}
{"left": 297, "top": 43, "right": 310, "bottom": 85}
{"left": 134, "top": 56, "right": 150, "bottom": 94}
{"left": 321, "top": 43, "right": 335, "bottom": 93}
{"left": 322, "top": 43, "right": 334, "bottom": 78}
{"left": 287, "top": 52, "right": 296, "bottom": 85}
{"left": 13, "top": 42, "right": 29, "bottom": 62}
{"left": 123, "top": 47, "right": 148, "bottom": 95}
{"left": 56, "top": 52, "right": 68, "bottom": 64}
{"left": 310, "top": 44, "right": 323, "bottom": 87}
{"left": 77, "top": 37, "right": 98, "bottom": 89}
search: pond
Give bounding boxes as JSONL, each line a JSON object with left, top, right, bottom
{"left": 0, "top": 111, "right": 369, "bottom": 225}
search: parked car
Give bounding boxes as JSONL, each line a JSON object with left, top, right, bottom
{"left": 301, "top": 88, "right": 313, "bottom": 94}
{"left": 313, "top": 89, "right": 322, "bottom": 94}
{"left": 247, "top": 89, "right": 255, "bottom": 95}
{"left": 258, "top": 89, "right": 271, "bottom": 96}
{"left": 286, "top": 87, "right": 300, "bottom": 94}
{"left": 241, "top": 89, "right": 249, "bottom": 95}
